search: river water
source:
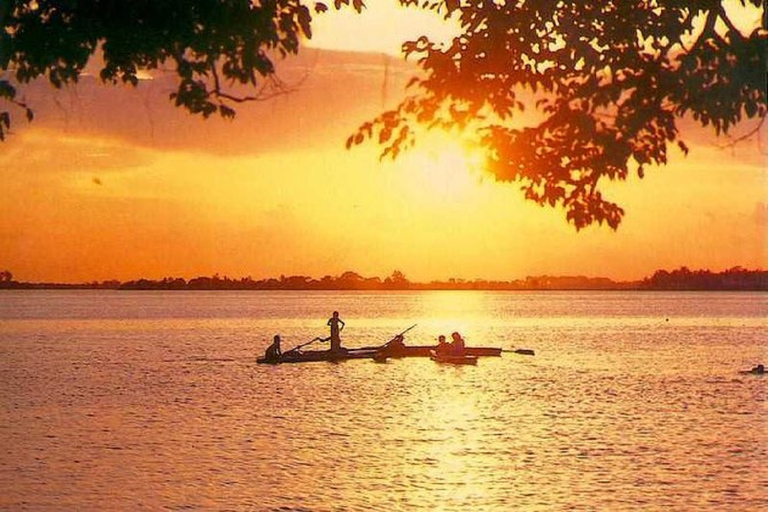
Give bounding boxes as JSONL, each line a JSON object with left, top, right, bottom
{"left": 0, "top": 290, "right": 766, "bottom": 511}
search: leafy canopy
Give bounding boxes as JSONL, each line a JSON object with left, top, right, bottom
{"left": 350, "top": 0, "right": 766, "bottom": 229}
{"left": 2, "top": 0, "right": 765, "bottom": 229}
{"left": 0, "top": 0, "right": 362, "bottom": 133}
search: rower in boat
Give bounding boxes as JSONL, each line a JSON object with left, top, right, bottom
{"left": 431, "top": 334, "right": 477, "bottom": 365}
{"left": 450, "top": 332, "right": 466, "bottom": 354}
{"left": 389, "top": 334, "right": 406, "bottom": 350}
{"left": 376, "top": 333, "right": 406, "bottom": 359}
{"left": 436, "top": 335, "right": 450, "bottom": 355}
{"left": 263, "top": 334, "right": 282, "bottom": 362}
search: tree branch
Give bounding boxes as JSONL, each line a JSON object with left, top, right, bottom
{"left": 717, "top": 111, "right": 767, "bottom": 148}
{"left": 686, "top": 9, "right": 720, "bottom": 53}
{"left": 716, "top": 2, "right": 747, "bottom": 42}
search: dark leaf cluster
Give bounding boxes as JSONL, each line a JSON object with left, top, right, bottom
{"left": 0, "top": 0, "right": 363, "bottom": 128}
{"left": 642, "top": 266, "right": 768, "bottom": 290}
{"left": 350, "top": 0, "right": 767, "bottom": 229}
{"left": 1, "top": 1, "right": 764, "bottom": 229}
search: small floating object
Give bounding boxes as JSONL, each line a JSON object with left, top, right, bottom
{"left": 741, "top": 364, "right": 765, "bottom": 375}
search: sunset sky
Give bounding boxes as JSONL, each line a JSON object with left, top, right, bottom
{"left": 0, "top": 3, "right": 765, "bottom": 283}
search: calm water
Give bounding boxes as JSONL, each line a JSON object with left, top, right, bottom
{"left": 0, "top": 290, "right": 766, "bottom": 511}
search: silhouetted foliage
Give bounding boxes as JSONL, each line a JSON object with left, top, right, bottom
{"left": 3, "top": 268, "right": 766, "bottom": 290}
{"left": 0, "top": 0, "right": 363, "bottom": 137}
{"left": 641, "top": 266, "right": 768, "bottom": 290}
{"left": 350, "top": 0, "right": 766, "bottom": 229}
{"left": 2, "top": 1, "right": 765, "bottom": 228}
{"left": 384, "top": 269, "right": 410, "bottom": 289}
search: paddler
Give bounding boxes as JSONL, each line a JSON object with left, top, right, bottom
{"left": 450, "top": 331, "right": 465, "bottom": 355}
{"left": 264, "top": 334, "right": 282, "bottom": 361}
{"left": 388, "top": 334, "right": 406, "bottom": 351}
{"left": 326, "top": 311, "right": 346, "bottom": 352}
{"left": 436, "top": 334, "right": 450, "bottom": 354}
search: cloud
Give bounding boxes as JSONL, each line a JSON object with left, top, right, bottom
{"left": 754, "top": 202, "right": 767, "bottom": 227}
{"left": 9, "top": 49, "right": 414, "bottom": 157}
{"left": 0, "top": 130, "right": 154, "bottom": 176}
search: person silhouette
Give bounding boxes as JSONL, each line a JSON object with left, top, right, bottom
{"left": 388, "top": 334, "right": 405, "bottom": 350}
{"left": 436, "top": 334, "right": 450, "bottom": 354}
{"left": 264, "top": 334, "right": 282, "bottom": 361}
{"left": 450, "top": 332, "right": 465, "bottom": 354}
{"left": 326, "top": 311, "right": 345, "bottom": 352}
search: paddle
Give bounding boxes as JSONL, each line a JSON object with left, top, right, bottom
{"left": 373, "top": 324, "right": 418, "bottom": 360}
{"left": 453, "top": 333, "right": 531, "bottom": 356}
{"left": 502, "top": 348, "right": 536, "bottom": 356}
{"left": 382, "top": 323, "right": 417, "bottom": 347}
{"left": 284, "top": 336, "right": 325, "bottom": 354}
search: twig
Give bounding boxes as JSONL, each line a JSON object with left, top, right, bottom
{"left": 716, "top": 112, "right": 766, "bottom": 149}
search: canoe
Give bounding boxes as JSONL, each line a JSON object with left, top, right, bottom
{"left": 257, "top": 347, "right": 378, "bottom": 365}
{"left": 257, "top": 344, "right": 502, "bottom": 364}
{"left": 379, "top": 345, "right": 502, "bottom": 358}
{"left": 430, "top": 351, "right": 478, "bottom": 365}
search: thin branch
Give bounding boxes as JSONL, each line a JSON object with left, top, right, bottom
{"left": 716, "top": 2, "right": 747, "bottom": 42}
{"left": 716, "top": 111, "right": 767, "bottom": 148}
{"left": 685, "top": 9, "right": 720, "bottom": 53}
{"left": 209, "top": 64, "right": 310, "bottom": 104}
{"left": 210, "top": 60, "right": 222, "bottom": 95}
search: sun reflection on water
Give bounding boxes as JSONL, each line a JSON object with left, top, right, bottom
{"left": 344, "top": 357, "right": 539, "bottom": 510}
{"left": 2, "top": 291, "right": 765, "bottom": 511}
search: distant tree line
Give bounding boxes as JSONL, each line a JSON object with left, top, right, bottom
{"left": 640, "top": 267, "right": 768, "bottom": 291}
{"left": 1, "top": 267, "right": 766, "bottom": 291}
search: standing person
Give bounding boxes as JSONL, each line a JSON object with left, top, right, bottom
{"left": 326, "top": 311, "right": 345, "bottom": 352}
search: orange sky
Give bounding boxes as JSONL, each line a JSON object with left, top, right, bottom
{"left": 0, "top": 4, "right": 765, "bottom": 283}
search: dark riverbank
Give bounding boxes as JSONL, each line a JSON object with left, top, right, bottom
{"left": 1, "top": 267, "right": 765, "bottom": 292}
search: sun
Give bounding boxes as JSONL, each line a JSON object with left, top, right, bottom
{"left": 398, "top": 134, "right": 485, "bottom": 205}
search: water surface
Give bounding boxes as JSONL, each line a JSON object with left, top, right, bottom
{"left": 1, "top": 290, "right": 766, "bottom": 510}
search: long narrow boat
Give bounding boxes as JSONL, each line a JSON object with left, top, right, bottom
{"left": 378, "top": 345, "right": 502, "bottom": 358}
{"left": 258, "top": 347, "right": 378, "bottom": 365}
{"left": 257, "top": 344, "right": 502, "bottom": 365}
{"left": 430, "top": 351, "right": 478, "bottom": 365}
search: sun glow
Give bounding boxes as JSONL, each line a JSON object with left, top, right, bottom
{"left": 399, "top": 135, "right": 487, "bottom": 206}
{"left": 307, "top": 3, "right": 459, "bottom": 56}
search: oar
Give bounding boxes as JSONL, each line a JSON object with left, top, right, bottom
{"left": 374, "top": 324, "right": 418, "bottom": 361}
{"left": 383, "top": 323, "right": 417, "bottom": 346}
{"left": 397, "top": 323, "right": 418, "bottom": 338}
{"left": 284, "top": 336, "right": 324, "bottom": 354}
{"left": 503, "top": 348, "right": 536, "bottom": 356}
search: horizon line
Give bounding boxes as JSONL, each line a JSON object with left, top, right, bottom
{"left": 1, "top": 267, "right": 766, "bottom": 292}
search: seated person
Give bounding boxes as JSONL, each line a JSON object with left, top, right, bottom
{"left": 436, "top": 334, "right": 450, "bottom": 354}
{"left": 450, "top": 332, "right": 465, "bottom": 354}
{"left": 388, "top": 334, "right": 406, "bottom": 350}
{"left": 264, "top": 334, "right": 282, "bottom": 361}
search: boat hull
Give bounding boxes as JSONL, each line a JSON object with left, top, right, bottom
{"left": 381, "top": 345, "right": 502, "bottom": 358}
{"left": 257, "top": 345, "right": 502, "bottom": 364}
{"left": 430, "top": 353, "right": 479, "bottom": 365}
